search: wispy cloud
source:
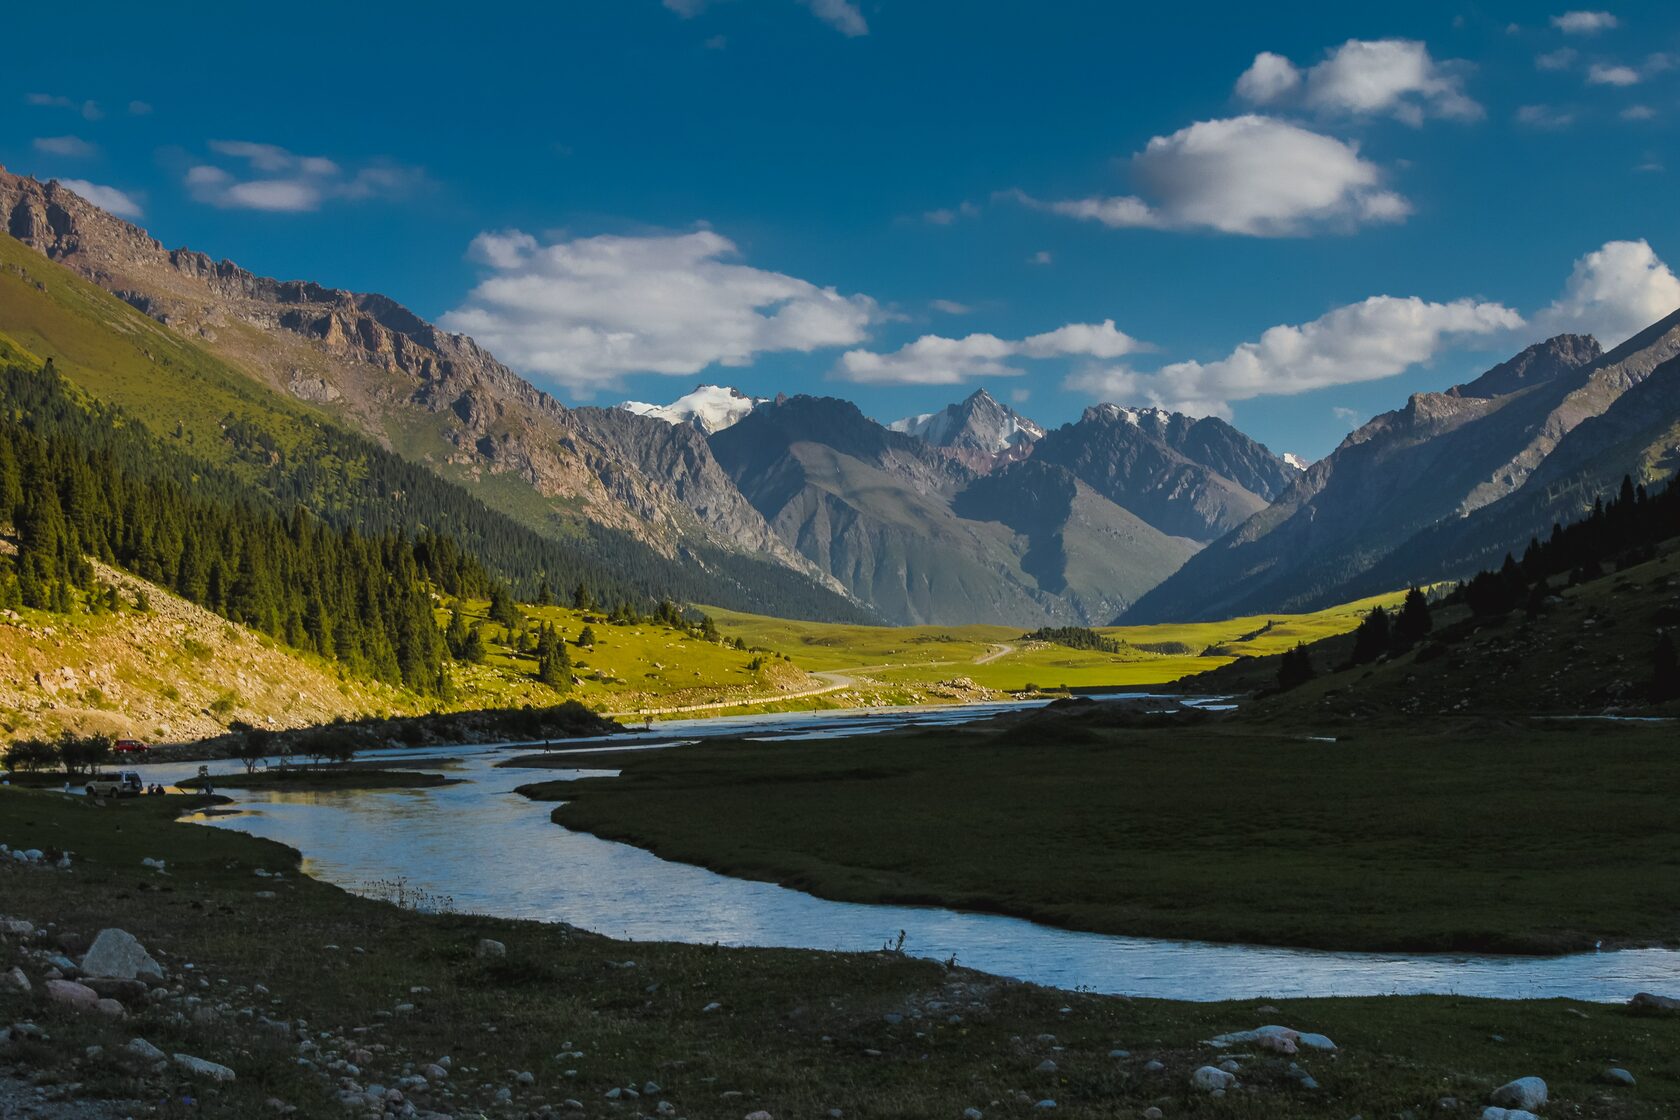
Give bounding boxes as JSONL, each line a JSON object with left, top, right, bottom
{"left": 1587, "top": 62, "right": 1641, "bottom": 85}
{"left": 1551, "top": 10, "right": 1619, "bottom": 34}
{"left": 837, "top": 321, "right": 1147, "bottom": 385}
{"left": 25, "top": 93, "right": 101, "bottom": 120}
{"left": 183, "top": 141, "right": 424, "bottom": 212}
{"left": 1516, "top": 104, "right": 1579, "bottom": 128}
{"left": 32, "top": 135, "right": 97, "bottom": 158}
{"left": 56, "top": 180, "right": 142, "bottom": 219}
{"left": 664, "top": 0, "right": 866, "bottom": 36}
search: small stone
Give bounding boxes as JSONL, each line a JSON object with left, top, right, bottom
{"left": 475, "top": 938, "right": 506, "bottom": 959}
{"left": 643, "top": 1081, "right": 661, "bottom": 1095}
{"left": 2, "top": 967, "right": 29, "bottom": 994}
{"left": 745, "top": 1112, "right": 774, "bottom": 1120}
{"left": 517, "top": 1071, "right": 535, "bottom": 1086}
{"left": 1481, "top": 1110, "right": 1540, "bottom": 1120}
{"left": 1629, "top": 991, "right": 1680, "bottom": 1013}
{"left": 702, "top": 1001, "right": 723, "bottom": 1012}
{"left": 1035, "top": 1059, "right": 1057, "bottom": 1074}
{"left": 1143, "top": 1059, "right": 1165, "bottom": 1073}
{"left": 173, "top": 1053, "right": 237, "bottom": 1082}
{"left": 1192, "top": 1066, "right": 1237, "bottom": 1092}
{"left": 46, "top": 979, "right": 101, "bottom": 1011}
{"left": 1107, "top": 1049, "right": 1129, "bottom": 1058}
{"left": 1033, "top": 1101, "right": 1056, "bottom": 1111}
{"left": 1602, "top": 1067, "right": 1636, "bottom": 1086}
{"left": 962, "top": 1109, "right": 983, "bottom": 1120}
{"left": 1142, "top": 1109, "right": 1163, "bottom": 1120}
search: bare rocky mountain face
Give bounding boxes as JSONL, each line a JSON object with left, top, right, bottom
{"left": 888, "top": 388, "right": 1045, "bottom": 472}
{"left": 0, "top": 168, "right": 838, "bottom": 598}
{"left": 710, "top": 396, "right": 1196, "bottom": 626}
{"left": 1127, "top": 321, "right": 1680, "bottom": 622}
{"left": 1027, "top": 405, "right": 1297, "bottom": 543}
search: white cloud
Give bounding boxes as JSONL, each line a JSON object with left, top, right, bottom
{"left": 1587, "top": 63, "right": 1641, "bottom": 85}
{"left": 1233, "top": 51, "right": 1300, "bottom": 102}
{"left": 1536, "top": 47, "right": 1578, "bottom": 70}
{"left": 922, "top": 200, "right": 980, "bottom": 225}
{"left": 56, "top": 179, "right": 142, "bottom": 218}
{"left": 1551, "top": 11, "right": 1619, "bottom": 34}
{"left": 25, "top": 93, "right": 101, "bottom": 120}
{"left": 837, "top": 320, "right": 1146, "bottom": 385}
{"left": 1028, "top": 250, "right": 1053, "bottom": 265}
{"left": 1024, "top": 115, "right": 1409, "bottom": 237}
{"left": 184, "top": 141, "right": 422, "bottom": 212}
{"left": 797, "top": 0, "right": 867, "bottom": 36}
{"left": 1065, "top": 296, "right": 1521, "bottom": 418}
{"left": 1235, "top": 39, "right": 1481, "bottom": 125}
{"left": 1621, "top": 104, "right": 1657, "bottom": 120}
{"left": 930, "top": 299, "right": 971, "bottom": 315}
{"left": 441, "top": 228, "right": 879, "bottom": 392}
{"left": 128, "top": 100, "right": 152, "bottom": 116}
{"left": 33, "top": 135, "right": 96, "bottom": 157}
{"left": 664, "top": 0, "right": 865, "bottom": 35}
{"left": 1516, "top": 104, "right": 1578, "bottom": 128}
{"left": 1536, "top": 239, "right": 1680, "bottom": 347}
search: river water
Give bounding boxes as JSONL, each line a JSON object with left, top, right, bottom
{"left": 128, "top": 700, "right": 1680, "bottom": 1003}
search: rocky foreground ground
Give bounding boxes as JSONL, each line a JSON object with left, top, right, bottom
{"left": 3, "top": 797, "right": 1679, "bottom": 1119}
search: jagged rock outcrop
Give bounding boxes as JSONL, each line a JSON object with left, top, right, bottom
{"left": 1029, "top": 405, "right": 1293, "bottom": 543}
{"left": 889, "top": 388, "right": 1045, "bottom": 472}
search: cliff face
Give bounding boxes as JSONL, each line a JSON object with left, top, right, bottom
{"left": 0, "top": 168, "right": 836, "bottom": 593}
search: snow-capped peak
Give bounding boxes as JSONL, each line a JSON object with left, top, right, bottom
{"left": 616, "top": 384, "right": 767, "bottom": 434}
{"left": 1282, "top": 452, "right": 1311, "bottom": 471}
{"left": 889, "top": 389, "right": 1044, "bottom": 454}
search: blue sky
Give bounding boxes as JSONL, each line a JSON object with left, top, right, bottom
{"left": 4, "top": 1, "right": 1678, "bottom": 458}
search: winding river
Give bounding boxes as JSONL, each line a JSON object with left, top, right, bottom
{"left": 127, "top": 701, "right": 1680, "bottom": 1003}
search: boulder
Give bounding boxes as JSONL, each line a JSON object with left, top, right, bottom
{"left": 1192, "top": 1066, "right": 1237, "bottom": 1092}
{"left": 1628, "top": 991, "right": 1680, "bottom": 1013}
{"left": 1602, "top": 1067, "right": 1635, "bottom": 1086}
{"left": 173, "top": 1053, "right": 237, "bottom": 1082}
{"left": 475, "top": 938, "right": 506, "bottom": 959}
{"left": 2, "top": 967, "right": 28, "bottom": 994}
{"left": 46, "top": 979, "right": 101, "bottom": 1011}
{"left": 1482, "top": 1110, "right": 1540, "bottom": 1120}
{"left": 93, "top": 998, "right": 125, "bottom": 1018}
{"left": 0, "top": 918, "right": 34, "bottom": 936}
{"left": 81, "top": 929, "right": 164, "bottom": 983}
{"left": 1488, "top": 1077, "right": 1547, "bottom": 1111}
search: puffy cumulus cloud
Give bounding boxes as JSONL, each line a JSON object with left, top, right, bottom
{"left": 1233, "top": 51, "right": 1301, "bottom": 102}
{"left": 836, "top": 320, "right": 1146, "bottom": 385}
{"left": 1536, "top": 239, "right": 1680, "bottom": 347}
{"left": 442, "top": 228, "right": 879, "bottom": 392}
{"left": 1235, "top": 39, "right": 1481, "bottom": 125}
{"left": 1022, "top": 116, "right": 1409, "bottom": 237}
{"left": 33, "top": 135, "right": 96, "bottom": 157}
{"left": 184, "top": 141, "right": 423, "bottom": 212}
{"left": 1064, "top": 296, "right": 1521, "bottom": 418}
{"left": 56, "top": 179, "right": 142, "bottom": 218}
{"left": 1551, "top": 10, "right": 1619, "bottom": 34}
{"left": 1536, "top": 47, "right": 1578, "bottom": 70}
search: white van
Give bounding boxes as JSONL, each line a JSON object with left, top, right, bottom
{"left": 85, "top": 771, "right": 144, "bottom": 798}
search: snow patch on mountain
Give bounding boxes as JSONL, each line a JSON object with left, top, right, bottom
{"left": 1282, "top": 452, "right": 1312, "bottom": 471}
{"left": 889, "top": 389, "right": 1045, "bottom": 455}
{"left": 617, "top": 384, "right": 767, "bottom": 434}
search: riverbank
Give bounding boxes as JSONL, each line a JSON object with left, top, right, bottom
{"left": 3, "top": 787, "right": 1677, "bottom": 1118}
{"left": 525, "top": 704, "right": 1680, "bottom": 955}
{"left": 179, "top": 767, "right": 459, "bottom": 791}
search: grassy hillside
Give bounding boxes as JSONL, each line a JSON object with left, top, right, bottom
{"left": 0, "top": 556, "right": 421, "bottom": 742}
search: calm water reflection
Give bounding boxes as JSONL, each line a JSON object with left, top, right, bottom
{"left": 138, "top": 701, "right": 1680, "bottom": 1002}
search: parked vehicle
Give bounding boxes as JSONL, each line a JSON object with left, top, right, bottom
{"left": 113, "top": 738, "right": 151, "bottom": 755}
{"left": 85, "top": 770, "right": 144, "bottom": 798}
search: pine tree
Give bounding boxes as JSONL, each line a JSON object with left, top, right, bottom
{"left": 577, "top": 625, "right": 596, "bottom": 649}
{"left": 573, "top": 581, "right": 593, "bottom": 611}
{"left": 1349, "top": 607, "right": 1392, "bottom": 664}
{"left": 1277, "top": 642, "right": 1315, "bottom": 690}
{"left": 1392, "top": 587, "right": 1433, "bottom": 647}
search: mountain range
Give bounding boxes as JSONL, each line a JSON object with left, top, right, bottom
{"left": 4, "top": 166, "right": 1678, "bottom": 628}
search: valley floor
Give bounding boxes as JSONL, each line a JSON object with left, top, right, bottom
{"left": 524, "top": 710, "right": 1680, "bottom": 956}
{"left": 3, "top": 789, "right": 1677, "bottom": 1119}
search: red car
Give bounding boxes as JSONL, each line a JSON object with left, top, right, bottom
{"left": 113, "top": 739, "right": 151, "bottom": 755}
